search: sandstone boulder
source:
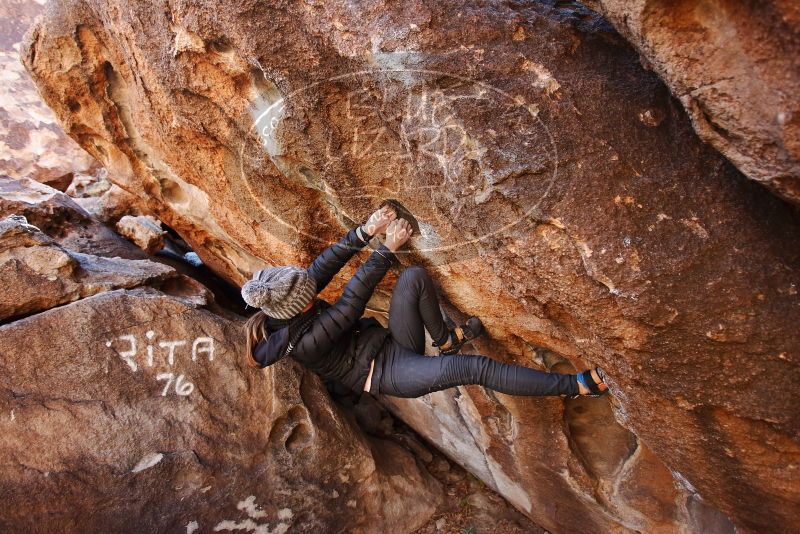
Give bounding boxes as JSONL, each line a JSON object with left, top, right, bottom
{"left": 65, "top": 171, "right": 112, "bottom": 199}
{"left": 0, "top": 0, "right": 98, "bottom": 189}
{"left": 0, "top": 286, "right": 443, "bottom": 532}
{"left": 66, "top": 170, "right": 150, "bottom": 224}
{"left": 0, "top": 216, "right": 178, "bottom": 321}
{"left": 0, "top": 176, "right": 147, "bottom": 260}
{"left": 0, "top": 169, "right": 444, "bottom": 531}
{"left": 21, "top": 0, "right": 799, "bottom": 531}
{"left": 116, "top": 214, "right": 166, "bottom": 254}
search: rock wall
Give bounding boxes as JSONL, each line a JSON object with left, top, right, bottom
{"left": 21, "top": 0, "right": 800, "bottom": 532}
{"left": 0, "top": 179, "right": 444, "bottom": 533}
{"left": 585, "top": 0, "right": 800, "bottom": 205}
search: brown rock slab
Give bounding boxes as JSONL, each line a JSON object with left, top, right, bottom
{"left": 0, "top": 176, "right": 146, "bottom": 260}
{"left": 0, "top": 287, "right": 442, "bottom": 532}
{"left": 0, "top": 217, "right": 178, "bottom": 321}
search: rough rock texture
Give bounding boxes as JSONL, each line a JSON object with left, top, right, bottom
{"left": 67, "top": 170, "right": 150, "bottom": 224}
{"left": 116, "top": 214, "right": 166, "bottom": 253}
{"left": 584, "top": 0, "right": 800, "bottom": 205}
{"left": 347, "top": 393, "right": 544, "bottom": 534}
{"left": 0, "top": 0, "right": 99, "bottom": 189}
{"left": 0, "top": 287, "right": 443, "bottom": 533}
{"left": 0, "top": 180, "right": 444, "bottom": 533}
{"left": 21, "top": 0, "right": 800, "bottom": 532}
{"left": 0, "top": 176, "right": 148, "bottom": 260}
{"left": 0, "top": 217, "right": 178, "bottom": 321}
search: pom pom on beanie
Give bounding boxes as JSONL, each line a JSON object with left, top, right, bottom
{"left": 241, "top": 266, "right": 316, "bottom": 319}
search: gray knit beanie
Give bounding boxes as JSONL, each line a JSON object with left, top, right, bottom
{"left": 241, "top": 266, "right": 316, "bottom": 319}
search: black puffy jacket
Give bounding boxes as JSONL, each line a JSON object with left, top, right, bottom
{"left": 251, "top": 227, "right": 395, "bottom": 393}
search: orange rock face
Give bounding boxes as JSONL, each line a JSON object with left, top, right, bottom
{"left": 586, "top": 0, "right": 800, "bottom": 205}
{"left": 20, "top": 0, "right": 799, "bottom": 532}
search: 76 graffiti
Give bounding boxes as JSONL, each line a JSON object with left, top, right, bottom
{"left": 105, "top": 330, "right": 216, "bottom": 396}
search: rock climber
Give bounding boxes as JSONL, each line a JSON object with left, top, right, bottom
{"left": 241, "top": 204, "right": 608, "bottom": 399}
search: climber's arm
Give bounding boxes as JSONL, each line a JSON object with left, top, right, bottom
{"left": 306, "top": 226, "right": 371, "bottom": 294}
{"left": 296, "top": 245, "right": 395, "bottom": 355}
{"left": 250, "top": 328, "right": 290, "bottom": 368}
{"left": 306, "top": 206, "right": 395, "bottom": 293}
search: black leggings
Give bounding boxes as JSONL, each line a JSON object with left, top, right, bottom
{"left": 369, "top": 266, "right": 579, "bottom": 398}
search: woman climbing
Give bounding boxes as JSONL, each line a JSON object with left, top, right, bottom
{"left": 241, "top": 205, "right": 608, "bottom": 399}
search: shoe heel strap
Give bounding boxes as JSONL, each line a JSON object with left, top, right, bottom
{"left": 579, "top": 369, "right": 604, "bottom": 395}
{"left": 452, "top": 326, "right": 464, "bottom": 344}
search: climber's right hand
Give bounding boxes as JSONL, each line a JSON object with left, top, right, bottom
{"left": 385, "top": 218, "right": 413, "bottom": 251}
{"left": 363, "top": 205, "right": 397, "bottom": 237}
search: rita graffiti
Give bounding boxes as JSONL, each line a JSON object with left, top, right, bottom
{"left": 105, "top": 330, "right": 215, "bottom": 396}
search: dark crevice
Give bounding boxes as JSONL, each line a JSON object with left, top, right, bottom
{"left": 150, "top": 223, "right": 249, "bottom": 315}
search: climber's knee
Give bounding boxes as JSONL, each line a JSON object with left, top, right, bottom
{"left": 398, "top": 265, "right": 428, "bottom": 291}
{"left": 468, "top": 355, "right": 493, "bottom": 384}
{"left": 401, "top": 265, "right": 426, "bottom": 281}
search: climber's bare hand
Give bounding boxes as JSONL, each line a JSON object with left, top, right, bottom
{"left": 385, "top": 218, "right": 413, "bottom": 251}
{"left": 364, "top": 205, "right": 397, "bottom": 237}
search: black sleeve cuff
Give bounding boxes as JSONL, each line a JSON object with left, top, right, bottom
{"left": 373, "top": 244, "right": 396, "bottom": 265}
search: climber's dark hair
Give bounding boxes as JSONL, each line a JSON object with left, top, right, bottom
{"left": 244, "top": 310, "right": 268, "bottom": 368}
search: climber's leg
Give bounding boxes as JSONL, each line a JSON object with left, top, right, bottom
{"left": 371, "top": 340, "right": 579, "bottom": 398}
{"left": 388, "top": 266, "right": 450, "bottom": 352}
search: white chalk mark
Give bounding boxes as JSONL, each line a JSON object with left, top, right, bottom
{"left": 116, "top": 335, "right": 138, "bottom": 372}
{"left": 174, "top": 374, "right": 195, "bottom": 396}
{"left": 104, "top": 333, "right": 214, "bottom": 395}
{"left": 238, "top": 495, "right": 268, "bottom": 518}
{"left": 157, "top": 373, "right": 175, "bottom": 396}
{"left": 157, "top": 373, "right": 194, "bottom": 396}
{"left": 186, "top": 520, "right": 199, "bottom": 534}
{"left": 10, "top": 410, "right": 15, "bottom": 421}
{"left": 192, "top": 337, "right": 215, "bottom": 361}
{"left": 215, "top": 496, "right": 292, "bottom": 534}
{"left": 131, "top": 452, "right": 163, "bottom": 473}
{"left": 213, "top": 519, "right": 258, "bottom": 532}
{"left": 160, "top": 340, "right": 187, "bottom": 365}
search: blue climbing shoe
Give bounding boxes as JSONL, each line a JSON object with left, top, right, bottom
{"left": 574, "top": 367, "right": 609, "bottom": 398}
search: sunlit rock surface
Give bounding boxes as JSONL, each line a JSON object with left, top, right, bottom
{"left": 116, "top": 214, "right": 166, "bottom": 254}
{"left": 0, "top": 0, "right": 98, "bottom": 189}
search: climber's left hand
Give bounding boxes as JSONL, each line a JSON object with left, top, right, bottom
{"left": 363, "top": 205, "right": 397, "bottom": 237}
